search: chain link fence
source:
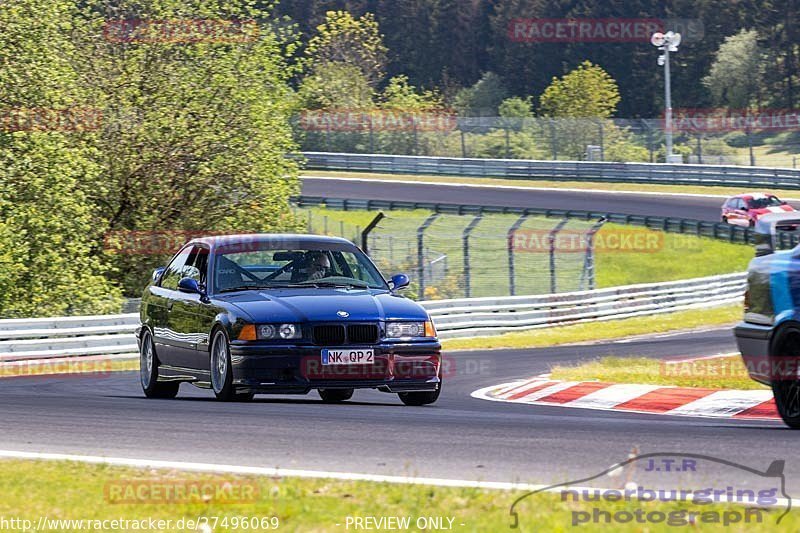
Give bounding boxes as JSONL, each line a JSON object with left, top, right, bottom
{"left": 294, "top": 114, "right": 800, "bottom": 168}
{"left": 297, "top": 206, "right": 604, "bottom": 300}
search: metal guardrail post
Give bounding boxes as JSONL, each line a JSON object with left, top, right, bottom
{"left": 462, "top": 216, "right": 483, "bottom": 298}
{"left": 361, "top": 212, "right": 385, "bottom": 254}
{"left": 507, "top": 215, "right": 528, "bottom": 296}
{"left": 417, "top": 213, "right": 440, "bottom": 298}
{"left": 581, "top": 218, "right": 608, "bottom": 291}
{"left": 549, "top": 219, "right": 569, "bottom": 293}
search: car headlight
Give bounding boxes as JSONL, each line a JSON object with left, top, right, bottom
{"left": 386, "top": 321, "right": 435, "bottom": 338}
{"left": 257, "top": 324, "right": 302, "bottom": 340}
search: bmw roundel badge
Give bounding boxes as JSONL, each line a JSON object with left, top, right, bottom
{"left": 337, "top": 310, "right": 350, "bottom": 318}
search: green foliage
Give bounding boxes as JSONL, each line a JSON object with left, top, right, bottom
{"left": 72, "top": 0, "right": 302, "bottom": 295}
{"left": 539, "top": 61, "right": 620, "bottom": 118}
{"left": 703, "top": 29, "right": 767, "bottom": 109}
{"left": 305, "top": 10, "right": 388, "bottom": 87}
{"left": 453, "top": 72, "right": 508, "bottom": 115}
{"left": 299, "top": 62, "right": 374, "bottom": 110}
{"left": 0, "top": 0, "right": 122, "bottom": 317}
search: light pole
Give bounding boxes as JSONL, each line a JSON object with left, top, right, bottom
{"left": 651, "top": 31, "right": 681, "bottom": 162}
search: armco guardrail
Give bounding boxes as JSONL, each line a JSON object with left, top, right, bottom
{"left": 0, "top": 314, "right": 138, "bottom": 361}
{"left": 294, "top": 195, "right": 755, "bottom": 244}
{"left": 426, "top": 272, "right": 746, "bottom": 339}
{"left": 0, "top": 273, "right": 745, "bottom": 356}
{"left": 302, "top": 152, "right": 800, "bottom": 190}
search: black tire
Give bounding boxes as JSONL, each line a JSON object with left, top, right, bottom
{"left": 210, "top": 328, "right": 248, "bottom": 402}
{"left": 139, "top": 329, "right": 180, "bottom": 399}
{"left": 771, "top": 325, "right": 800, "bottom": 429}
{"left": 398, "top": 386, "right": 441, "bottom": 406}
{"left": 721, "top": 216, "right": 728, "bottom": 224}
{"left": 749, "top": 219, "right": 756, "bottom": 228}
{"left": 318, "top": 388, "right": 354, "bottom": 403}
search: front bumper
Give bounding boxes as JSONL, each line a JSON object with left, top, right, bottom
{"left": 734, "top": 321, "right": 773, "bottom": 385}
{"left": 229, "top": 340, "right": 442, "bottom": 394}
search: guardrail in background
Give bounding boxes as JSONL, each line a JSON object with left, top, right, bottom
{"left": 293, "top": 195, "right": 755, "bottom": 244}
{"left": 0, "top": 273, "right": 745, "bottom": 356}
{"left": 301, "top": 152, "right": 800, "bottom": 190}
{"left": 426, "top": 272, "right": 746, "bottom": 339}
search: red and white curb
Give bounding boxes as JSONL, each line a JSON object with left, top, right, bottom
{"left": 472, "top": 378, "right": 780, "bottom": 420}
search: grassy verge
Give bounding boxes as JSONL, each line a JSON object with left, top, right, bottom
{"left": 302, "top": 170, "right": 800, "bottom": 199}
{"left": 0, "top": 459, "right": 794, "bottom": 531}
{"left": 550, "top": 355, "right": 765, "bottom": 390}
{"left": 441, "top": 304, "right": 742, "bottom": 351}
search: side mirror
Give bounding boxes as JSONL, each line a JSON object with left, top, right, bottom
{"left": 152, "top": 267, "right": 166, "bottom": 283}
{"left": 178, "top": 277, "right": 203, "bottom": 295}
{"left": 388, "top": 273, "right": 410, "bottom": 291}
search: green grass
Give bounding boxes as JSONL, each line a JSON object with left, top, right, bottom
{"left": 302, "top": 170, "right": 800, "bottom": 198}
{"left": 299, "top": 207, "right": 753, "bottom": 299}
{"left": 550, "top": 355, "right": 766, "bottom": 390}
{"left": 441, "top": 304, "right": 743, "bottom": 351}
{"left": 1, "top": 459, "right": 795, "bottom": 532}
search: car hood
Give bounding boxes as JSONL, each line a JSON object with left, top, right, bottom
{"left": 216, "top": 288, "right": 429, "bottom": 323}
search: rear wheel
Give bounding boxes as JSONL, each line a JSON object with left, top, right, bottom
{"left": 139, "top": 329, "right": 180, "bottom": 399}
{"left": 771, "top": 325, "right": 800, "bottom": 429}
{"left": 210, "top": 329, "right": 252, "bottom": 402}
{"left": 318, "top": 389, "right": 354, "bottom": 403}
{"left": 398, "top": 386, "right": 441, "bottom": 406}
{"left": 721, "top": 216, "right": 728, "bottom": 224}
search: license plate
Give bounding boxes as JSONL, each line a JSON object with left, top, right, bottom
{"left": 322, "top": 349, "right": 374, "bottom": 365}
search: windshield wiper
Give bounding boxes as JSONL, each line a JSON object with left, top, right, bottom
{"left": 217, "top": 285, "right": 274, "bottom": 293}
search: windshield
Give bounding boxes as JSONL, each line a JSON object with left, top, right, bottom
{"left": 749, "top": 196, "right": 784, "bottom": 209}
{"left": 214, "top": 247, "right": 388, "bottom": 292}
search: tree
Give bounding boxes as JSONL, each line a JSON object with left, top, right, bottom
{"left": 71, "top": 0, "right": 302, "bottom": 294}
{"left": 305, "top": 10, "right": 388, "bottom": 88}
{"left": 453, "top": 72, "right": 508, "bottom": 115}
{"left": 0, "top": 0, "right": 123, "bottom": 317}
{"left": 539, "top": 61, "right": 621, "bottom": 118}
{"left": 703, "top": 29, "right": 767, "bottom": 109}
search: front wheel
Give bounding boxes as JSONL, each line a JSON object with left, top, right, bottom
{"left": 210, "top": 329, "right": 252, "bottom": 402}
{"left": 139, "top": 329, "right": 180, "bottom": 399}
{"left": 770, "top": 324, "right": 800, "bottom": 428}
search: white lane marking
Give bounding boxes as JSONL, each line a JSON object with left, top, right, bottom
{"left": 664, "top": 352, "right": 740, "bottom": 364}
{"left": 302, "top": 176, "right": 800, "bottom": 202}
{"left": 0, "top": 449, "right": 788, "bottom": 510}
{"left": 668, "top": 390, "right": 776, "bottom": 418}
{"left": 566, "top": 384, "right": 661, "bottom": 410}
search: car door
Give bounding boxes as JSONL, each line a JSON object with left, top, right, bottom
{"left": 166, "top": 245, "right": 212, "bottom": 370}
{"left": 731, "top": 199, "right": 748, "bottom": 226}
{"left": 150, "top": 246, "right": 194, "bottom": 366}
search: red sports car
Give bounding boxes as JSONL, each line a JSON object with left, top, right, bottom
{"left": 721, "top": 193, "right": 796, "bottom": 227}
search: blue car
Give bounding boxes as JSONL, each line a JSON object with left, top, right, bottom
{"left": 137, "top": 234, "right": 442, "bottom": 405}
{"left": 735, "top": 213, "right": 800, "bottom": 427}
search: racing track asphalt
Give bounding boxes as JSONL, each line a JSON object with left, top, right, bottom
{"left": 301, "top": 177, "right": 732, "bottom": 222}
{"left": 3, "top": 327, "right": 798, "bottom": 493}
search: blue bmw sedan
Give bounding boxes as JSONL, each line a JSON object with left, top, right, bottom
{"left": 136, "top": 234, "right": 442, "bottom": 405}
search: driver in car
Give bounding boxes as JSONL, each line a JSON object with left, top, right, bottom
{"left": 302, "top": 251, "right": 331, "bottom": 281}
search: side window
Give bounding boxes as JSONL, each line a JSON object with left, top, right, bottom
{"left": 739, "top": 199, "right": 749, "bottom": 210}
{"left": 181, "top": 246, "right": 208, "bottom": 286}
{"left": 160, "top": 247, "right": 193, "bottom": 290}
